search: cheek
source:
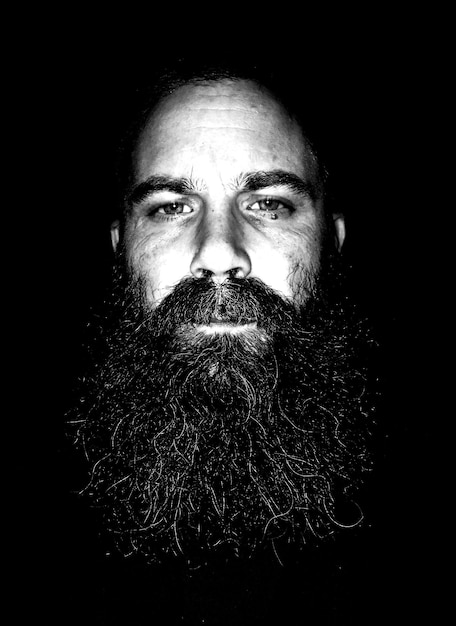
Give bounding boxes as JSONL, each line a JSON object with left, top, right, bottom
{"left": 125, "top": 236, "right": 192, "bottom": 305}
{"left": 287, "top": 256, "right": 320, "bottom": 305}
{"left": 247, "top": 219, "right": 324, "bottom": 301}
{"left": 124, "top": 229, "right": 155, "bottom": 278}
{"left": 282, "top": 229, "right": 324, "bottom": 302}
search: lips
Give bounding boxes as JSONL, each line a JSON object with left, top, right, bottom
{"left": 209, "top": 316, "right": 256, "bottom": 325}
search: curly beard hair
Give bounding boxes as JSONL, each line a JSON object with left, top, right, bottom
{"left": 70, "top": 247, "right": 378, "bottom": 564}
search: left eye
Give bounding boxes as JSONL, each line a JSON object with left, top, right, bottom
{"left": 157, "top": 202, "right": 193, "bottom": 215}
{"left": 247, "top": 198, "right": 286, "bottom": 212}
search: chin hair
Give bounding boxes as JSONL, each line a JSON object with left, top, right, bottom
{"left": 69, "top": 252, "right": 378, "bottom": 564}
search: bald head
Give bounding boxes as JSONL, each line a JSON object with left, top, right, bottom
{"left": 134, "top": 79, "right": 321, "bottom": 196}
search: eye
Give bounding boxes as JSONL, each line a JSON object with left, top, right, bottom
{"left": 156, "top": 202, "right": 193, "bottom": 215}
{"left": 246, "top": 198, "right": 289, "bottom": 213}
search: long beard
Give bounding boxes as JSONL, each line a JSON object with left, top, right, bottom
{"left": 70, "top": 252, "right": 378, "bottom": 563}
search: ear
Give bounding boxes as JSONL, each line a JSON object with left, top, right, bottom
{"left": 111, "top": 219, "right": 120, "bottom": 252}
{"left": 332, "top": 213, "right": 346, "bottom": 252}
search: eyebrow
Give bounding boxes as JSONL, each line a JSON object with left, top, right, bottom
{"left": 127, "top": 175, "right": 199, "bottom": 206}
{"left": 236, "top": 170, "right": 318, "bottom": 200}
{"left": 126, "top": 169, "right": 318, "bottom": 207}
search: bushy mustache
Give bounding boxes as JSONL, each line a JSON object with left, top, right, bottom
{"left": 112, "top": 265, "right": 319, "bottom": 346}
{"left": 158, "top": 276, "right": 284, "bottom": 326}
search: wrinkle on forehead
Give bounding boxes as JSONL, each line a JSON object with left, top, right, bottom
{"left": 134, "top": 79, "right": 316, "bottom": 185}
{"left": 140, "top": 78, "right": 299, "bottom": 138}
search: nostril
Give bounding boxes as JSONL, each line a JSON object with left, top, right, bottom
{"left": 196, "top": 268, "right": 243, "bottom": 280}
{"left": 228, "top": 267, "right": 243, "bottom": 279}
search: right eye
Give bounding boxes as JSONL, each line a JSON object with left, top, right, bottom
{"left": 156, "top": 202, "right": 193, "bottom": 215}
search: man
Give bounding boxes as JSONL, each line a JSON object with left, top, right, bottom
{"left": 68, "top": 58, "right": 378, "bottom": 571}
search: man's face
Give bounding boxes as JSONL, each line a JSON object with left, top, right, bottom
{"left": 113, "top": 79, "right": 343, "bottom": 311}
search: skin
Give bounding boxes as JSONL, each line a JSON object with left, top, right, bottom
{"left": 111, "top": 79, "right": 345, "bottom": 327}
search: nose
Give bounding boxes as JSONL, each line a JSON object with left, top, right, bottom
{"left": 190, "top": 209, "right": 252, "bottom": 281}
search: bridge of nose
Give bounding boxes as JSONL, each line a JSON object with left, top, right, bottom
{"left": 190, "top": 199, "right": 251, "bottom": 279}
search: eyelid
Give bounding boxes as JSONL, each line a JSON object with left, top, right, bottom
{"left": 241, "top": 187, "right": 294, "bottom": 201}
{"left": 135, "top": 191, "right": 196, "bottom": 208}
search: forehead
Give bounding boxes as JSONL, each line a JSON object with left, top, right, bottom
{"left": 134, "top": 79, "right": 313, "bottom": 183}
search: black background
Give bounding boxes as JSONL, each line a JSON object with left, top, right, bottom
{"left": 12, "top": 15, "right": 443, "bottom": 625}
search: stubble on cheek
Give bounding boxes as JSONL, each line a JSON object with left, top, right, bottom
{"left": 122, "top": 224, "right": 168, "bottom": 307}
{"left": 286, "top": 259, "right": 318, "bottom": 308}
{"left": 286, "top": 234, "right": 324, "bottom": 307}
{"left": 130, "top": 253, "right": 163, "bottom": 308}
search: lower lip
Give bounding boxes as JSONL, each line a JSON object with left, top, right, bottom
{"left": 195, "top": 322, "right": 258, "bottom": 334}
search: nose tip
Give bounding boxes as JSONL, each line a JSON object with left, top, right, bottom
{"left": 191, "top": 249, "right": 251, "bottom": 281}
{"left": 190, "top": 220, "right": 251, "bottom": 281}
